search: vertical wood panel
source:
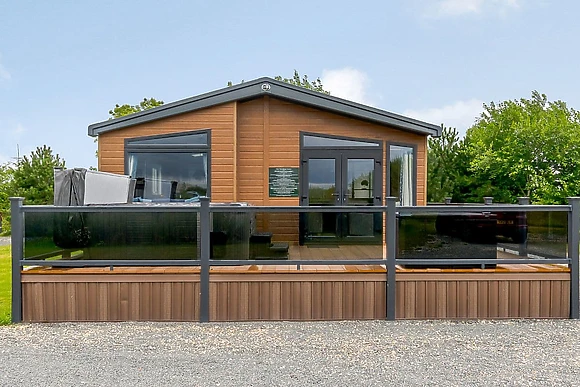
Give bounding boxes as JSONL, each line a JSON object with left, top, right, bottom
{"left": 550, "top": 281, "right": 562, "bottom": 317}
{"left": 446, "top": 281, "right": 457, "bottom": 318}
{"left": 519, "top": 281, "right": 530, "bottom": 318}
{"left": 271, "top": 282, "right": 281, "bottom": 320}
{"left": 488, "top": 281, "right": 499, "bottom": 318}
{"left": 395, "top": 282, "right": 405, "bottom": 319}
{"left": 405, "top": 281, "right": 417, "bottom": 319}
{"left": 342, "top": 282, "right": 353, "bottom": 320}
{"left": 416, "top": 281, "right": 427, "bottom": 318}
{"left": 477, "top": 281, "right": 488, "bottom": 319}
{"left": 55, "top": 283, "right": 66, "bottom": 321}
{"left": 436, "top": 282, "right": 446, "bottom": 318}
{"left": 498, "top": 281, "right": 509, "bottom": 318}
{"left": 540, "top": 281, "right": 551, "bottom": 317}
{"left": 426, "top": 281, "right": 437, "bottom": 318}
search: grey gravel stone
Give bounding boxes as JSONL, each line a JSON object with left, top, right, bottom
{"left": 0, "top": 320, "right": 579, "bottom": 386}
{"left": 0, "top": 237, "right": 9, "bottom": 246}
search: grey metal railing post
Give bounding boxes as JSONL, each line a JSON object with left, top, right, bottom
{"left": 199, "top": 197, "right": 211, "bottom": 322}
{"left": 518, "top": 197, "right": 530, "bottom": 257}
{"left": 567, "top": 197, "right": 580, "bottom": 319}
{"left": 10, "top": 197, "right": 24, "bottom": 323}
{"left": 386, "top": 197, "right": 397, "bottom": 320}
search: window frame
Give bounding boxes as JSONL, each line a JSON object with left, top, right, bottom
{"left": 386, "top": 142, "right": 417, "bottom": 206}
{"left": 124, "top": 129, "right": 212, "bottom": 197}
{"left": 300, "top": 131, "right": 382, "bottom": 150}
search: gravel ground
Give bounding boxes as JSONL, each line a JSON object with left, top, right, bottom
{"left": 0, "top": 237, "right": 9, "bottom": 246}
{"left": 1, "top": 320, "right": 579, "bottom": 386}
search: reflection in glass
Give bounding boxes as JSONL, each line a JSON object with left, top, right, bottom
{"left": 346, "top": 159, "right": 374, "bottom": 205}
{"left": 303, "top": 134, "right": 380, "bottom": 148}
{"left": 307, "top": 158, "right": 337, "bottom": 238}
{"left": 128, "top": 152, "right": 208, "bottom": 199}
{"left": 308, "top": 158, "right": 336, "bottom": 205}
{"left": 390, "top": 145, "right": 414, "bottom": 206}
{"left": 127, "top": 131, "right": 208, "bottom": 145}
{"left": 399, "top": 214, "right": 498, "bottom": 268}
{"left": 526, "top": 211, "right": 567, "bottom": 258}
{"left": 24, "top": 211, "right": 199, "bottom": 261}
{"left": 345, "top": 159, "right": 377, "bottom": 238}
{"left": 398, "top": 211, "right": 569, "bottom": 269}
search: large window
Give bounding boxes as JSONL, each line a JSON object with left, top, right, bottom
{"left": 125, "top": 130, "right": 210, "bottom": 200}
{"left": 389, "top": 144, "right": 415, "bottom": 206}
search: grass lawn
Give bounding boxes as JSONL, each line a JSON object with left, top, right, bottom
{"left": 0, "top": 245, "right": 10, "bottom": 325}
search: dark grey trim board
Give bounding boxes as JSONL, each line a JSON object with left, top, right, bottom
{"left": 89, "top": 77, "right": 442, "bottom": 137}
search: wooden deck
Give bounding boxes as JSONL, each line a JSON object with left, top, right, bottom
{"left": 20, "top": 249, "right": 571, "bottom": 322}
{"left": 288, "top": 244, "right": 385, "bottom": 260}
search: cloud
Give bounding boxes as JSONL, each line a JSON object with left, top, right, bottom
{"left": 14, "top": 123, "right": 26, "bottom": 135}
{"left": 0, "top": 54, "right": 11, "bottom": 82}
{"left": 403, "top": 98, "right": 485, "bottom": 136}
{"left": 321, "top": 68, "right": 373, "bottom": 106}
{"left": 422, "top": 0, "right": 521, "bottom": 18}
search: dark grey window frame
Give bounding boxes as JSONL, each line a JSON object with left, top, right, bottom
{"left": 124, "top": 129, "right": 212, "bottom": 197}
{"left": 300, "top": 131, "right": 382, "bottom": 150}
{"left": 386, "top": 142, "right": 417, "bottom": 206}
{"left": 299, "top": 131, "right": 383, "bottom": 206}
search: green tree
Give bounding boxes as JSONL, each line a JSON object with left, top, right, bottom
{"left": 465, "top": 91, "right": 580, "bottom": 204}
{"left": 228, "top": 70, "right": 330, "bottom": 94}
{"left": 95, "top": 98, "right": 165, "bottom": 158}
{"left": 0, "top": 146, "right": 65, "bottom": 234}
{"left": 0, "top": 163, "right": 13, "bottom": 235}
{"left": 12, "top": 146, "right": 65, "bottom": 205}
{"left": 274, "top": 70, "right": 329, "bottom": 94}
{"left": 427, "top": 126, "right": 462, "bottom": 202}
{"left": 108, "top": 97, "right": 164, "bottom": 119}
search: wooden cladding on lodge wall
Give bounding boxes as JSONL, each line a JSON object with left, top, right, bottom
{"left": 21, "top": 272, "right": 570, "bottom": 322}
{"left": 98, "top": 103, "right": 237, "bottom": 203}
{"left": 236, "top": 98, "right": 428, "bottom": 207}
{"left": 97, "top": 96, "right": 428, "bottom": 209}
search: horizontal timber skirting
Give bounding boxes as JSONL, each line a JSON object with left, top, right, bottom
{"left": 21, "top": 269, "right": 570, "bottom": 322}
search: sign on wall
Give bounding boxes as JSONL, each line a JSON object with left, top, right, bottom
{"left": 269, "top": 167, "right": 299, "bottom": 197}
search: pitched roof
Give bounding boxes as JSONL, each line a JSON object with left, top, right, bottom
{"left": 88, "top": 77, "right": 442, "bottom": 137}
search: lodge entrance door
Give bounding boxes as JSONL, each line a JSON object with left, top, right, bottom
{"left": 300, "top": 149, "right": 382, "bottom": 244}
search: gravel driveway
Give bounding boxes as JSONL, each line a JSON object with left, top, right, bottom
{"left": 1, "top": 320, "right": 579, "bottom": 386}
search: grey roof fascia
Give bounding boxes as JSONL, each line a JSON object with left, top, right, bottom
{"left": 265, "top": 80, "right": 441, "bottom": 136}
{"left": 88, "top": 80, "right": 267, "bottom": 136}
{"left": 88, "top": 77, "right": 441, "bottom": 137}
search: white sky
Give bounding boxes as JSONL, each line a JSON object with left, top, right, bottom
{"left": 0, "top": 0, "right": 576, "bottom": 167}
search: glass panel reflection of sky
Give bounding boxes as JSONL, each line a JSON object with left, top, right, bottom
{"left": 303, "top": 135, "right": 379, "bottom": 147}
{"left": 308, "top": 159, "right": 335, "bottom": 204}
{"left": 128, "top": 132, "right": 208, "bottom": 145}
{"left": 308, "top": 159, "right": 335, "bottom": 187}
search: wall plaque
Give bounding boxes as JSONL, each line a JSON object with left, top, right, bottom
{"left": 268, "top": 167, "right": 299, "bottom": 197}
